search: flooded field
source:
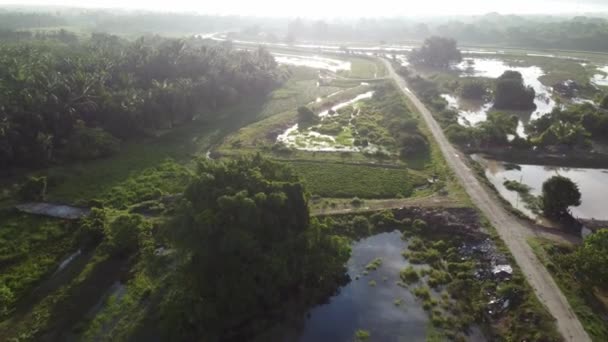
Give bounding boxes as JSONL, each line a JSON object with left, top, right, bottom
{"left": 592, "top": 65, "right": 608, "bottom": 86}
{"left": 276, "top": 91, "right": 381, "bottom": 152}
{"left": 453, "top": 58, "right": 556, "bottom": 129}
{"left": 273, "top": 53, "right": 351, "bottom": 72}
{"left": 295, "top": 231, "right": 429, "bottom": 342}
{"left": 473, "top": 154, "right": 608, "bottom": 220}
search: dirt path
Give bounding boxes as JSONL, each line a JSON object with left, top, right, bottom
{"left": 383, "top": 59, "right": 590, "bottom": 342}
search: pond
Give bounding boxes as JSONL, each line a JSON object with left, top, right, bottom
{"left": 472, "top": 154, "right": 608, "bottom": 220}
{"left": 294, "top": 231, "right": 430, "bottom": 342}
{"left": 273, "top": 53, "right": 351, "bottom": 72}
{"left": 451, "top": 58, "right": 557, "bottom": 132}
{"left": 276, "top": 91, "right": 384, "bottom": 152}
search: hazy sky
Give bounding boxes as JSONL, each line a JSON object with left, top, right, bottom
{"left": 3, "top": 0, "right": 608, "bottom": 17}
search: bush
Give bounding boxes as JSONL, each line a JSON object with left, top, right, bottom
{"left": 458, "top": 80, "right": 487, "bottom": 99}
{"left": 17, "top": 176, "right": 47, "bottom": 201}
{"left": 351, "top": 216, "right": 371, "bottom": 236}
{"left": 351, "top": 197, "right": 364, "bottom": 207}
{"left": 79, "top": 208, "right": 108, "bottom": 246}
{"left": 297, "top": 106, "right": 317, "bottom": 124}
{"left": 65, "top": 126, "right": 120, "bottom": 160}
{"left": 0, "top": 284, "right": 14, "bottom": 317}
{"left": 105, "top": 214, "right": 151, "bottom": 255}
{"left": 400, "top": 266, "right": 420, "bottom": 284}
{"left": 494, "top": 71, "right": 536, "bottom": 110}
{"left": 399, "top": 133, "right": 429, "bottom": 158}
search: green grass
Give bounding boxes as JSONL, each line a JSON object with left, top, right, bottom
{"left": 342, "top": 57, "right": 387, "bottom": 79}
{"left": 529, "top": 238, "right": 608, "bottom": 341}
{"left": 0, "top": 212, "right": 76, "bottom": 317}
{"left": 287, "top": 161, "right": 426, "bottom": 198}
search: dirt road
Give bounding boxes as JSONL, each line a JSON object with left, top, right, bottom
{"left": 383, "top": 59, "right": 590, "bottom": 341}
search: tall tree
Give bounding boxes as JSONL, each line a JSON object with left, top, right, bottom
{"left": 541, "top": 175, "right": 582, "bottom": 218}
{"left": 409, "top": 36, "right": 462, "bottom": 69}
{"left": 161, "top": 156, "right": 350, "bottom": 340}
{"left": 494, "top": 71, "right": 536, "bottom": 110}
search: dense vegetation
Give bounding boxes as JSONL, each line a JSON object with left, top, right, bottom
{"left": 494, "top": 71, "right": 536, "bottom": 110}
{"left": 526, "top": 102, "right": 608, "bottom": 150}
{"left": 409, "top": 36, "right": 462, "bottom": 69}
{"left": 0, "top": 34, "right": 285, "bottom": 169}
{"left": 541, "top": 175, "right": 582, "bottom": 219}
{"left": 282, "top": 14, "right": 608, "bottom": 52}
{"left": 531, "top": 233, "right": 608, "bottom": 341}
{"left": 161, "top": 156, "right": 350, "bottom": 340}
{"left": 288, "top": 161, "right": 425, "bottom": 198}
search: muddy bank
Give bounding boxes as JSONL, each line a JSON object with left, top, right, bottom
{"left": 393, "top": 207, "right": 484, "bottom": 239}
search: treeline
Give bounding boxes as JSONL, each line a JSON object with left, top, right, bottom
{"left": 0, "top": 10, "right": 280, "bottom": 36}
{"left": 0, "top": 12, "right": 66, "bottom": 30}
{"left": 0, "top": 34, "right": 287, "bottom": 169}
{"left": 282, "top": 15, "right": 608, "bottom": 52}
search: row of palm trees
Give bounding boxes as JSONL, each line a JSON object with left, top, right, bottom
{"left": 0, "top": 34, "right": 287, "bottom": 168}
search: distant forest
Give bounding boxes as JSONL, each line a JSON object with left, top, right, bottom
{"left": 2, "top": 10, "right": 608, "bottom": 51}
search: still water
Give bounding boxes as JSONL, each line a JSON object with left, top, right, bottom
{"left": 473, "top": 154, "right": 608, "bottom": 220}
{"left": 296, "top": 231, "right": 429, "bottom": 342}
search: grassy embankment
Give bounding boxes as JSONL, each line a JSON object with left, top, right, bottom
{"left": 529, "top": 238, "right": 608, "bottom": 341}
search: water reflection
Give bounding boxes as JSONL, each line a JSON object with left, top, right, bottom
{"left": 473, "top": 154, "right": 608, "bottom": 220}
{"left": 296, "top": 231, "right": 429, "bottom": 342}
{"left": 454, "top": 58, "right": 556, "bottom": 122}
{"left": 273, "top": 53, "right": 351, "bottom": 72}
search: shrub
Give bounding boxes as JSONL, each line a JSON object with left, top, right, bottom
{"left": 428, "top": 269, "right": 451, "bottom": 288}
{"left": 400, "top": 266, "right": 420, "bottom": 284}
{"left": 105, "top": 214, "right": 151, "bottom": 255}
{"left": 412, "top": 219, "right": 428, "bottom": 230}
{"left": 413, "top": 286, "right": 431, "bottom": 300}
{"left": 297, "top": 106, "right": 317, "bottom": 124}
{"left": 351, "top": 216, "right": 371, "bottom": 236}
{"left": 0, "top": 284, "right": 14, "bottom": 317}
{"left": 355, "top": 329, "right": 371, "bottom": 341}
{"left": 65, "top": 126, "right": 120, "bottom": 160}
{"left": 17, "top": 176, "right": 47, "bottom": 201}
{"left": 458, "top": 80, "right": 487, "bottom": 100}
{"left": 80, "top": 208, "right": 108, "bottom": 246}
{"left": 351, "top": 197, "right": 364, "bottom": 207}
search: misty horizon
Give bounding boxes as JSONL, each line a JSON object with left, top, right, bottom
{"left": 2, "top": 0, "right": 608, "bottom": 18}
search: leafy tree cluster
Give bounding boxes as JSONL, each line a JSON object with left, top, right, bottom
{"left": 526, "top": 99, "right": 608, "bottom": 149}
{"left": 493, "top": 71, "right": 536, "bottom": 110}
{"left": 0, "top": 34, "right": 286, "bottom": 168}
{"left": 458, "top": 80, "right": 488, "bottom": 100}
{"left": 409, "top": 36, "right": 462, "bottom": 69}
{"left": 567, "top": 229, "right": 608, "bottom": 290}
{"left": 161, "top": 156, "right": 350, "bottom": 340}
{"left": 541, "top": 175, "right": 582, "bottom": 219}
{"left": 282, "top": 15, "right": 608, "bottom": 53}
{"left": 445, "top": 111, "right": 520, "bottom": 148}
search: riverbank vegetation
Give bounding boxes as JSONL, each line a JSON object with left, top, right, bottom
{"left": 324, "top": 210, "right": 560, "bottom": 341}
{"left": 530, "top": 235, "right": 608, "bottom": 341}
